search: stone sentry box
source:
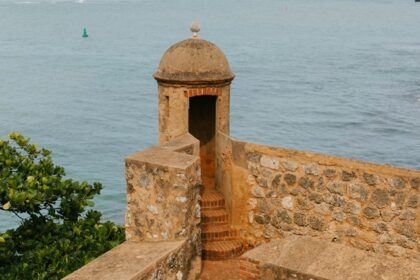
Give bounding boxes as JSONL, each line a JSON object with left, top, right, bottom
{"left": 64, "top": 28, "right": 239, "bottom": 280}
{"left": 121, "top": 33, "right": 237, "bottom": 277}
{"left": 153, "top": 37, "right": 234, "bottom": 189}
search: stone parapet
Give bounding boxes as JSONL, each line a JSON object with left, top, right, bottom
{"left": 124, "top": 134, "right": 202, "bottom": 279}
{"left": 239, "top": 236, "right": 420, "bottom": 280}
{"left": 64, "top": 134, "right": 202, "bottom": 280}
{"left": 125, "top": 135, "right": 201, "bottom": 246}
{"left": 63, "top": 240, "right": 190, "bottom": 280}
{"left": 226, "top": 139, "right": 420, "bottom": 260}
{"left": 159, "top": 133, "right": 200, "bottom": 157}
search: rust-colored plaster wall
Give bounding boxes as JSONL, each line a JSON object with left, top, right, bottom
{"left": 224, "top": 139, "right": 420, "bottom": 260}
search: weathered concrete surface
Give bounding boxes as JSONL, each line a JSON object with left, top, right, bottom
{"left": 64, "top": 240, "right": 189, "bottom": 280}
{"left": 242, "top": 236, "right": 420, "bottom": 280}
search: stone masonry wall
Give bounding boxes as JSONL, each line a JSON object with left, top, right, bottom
{"left": 141, "top": 240, "right": 192, "bottom": 280}
{"left": 64, "top": 240, "right": 191, "bottom": 280}
{"left": 125, "top": 134, "right": 202, "bottom": 264}
{"left": 230, "top": 141, "right": 420, "bottom": 260}
{"left": 65, "top": 134, "right": 201, "bottom": 280}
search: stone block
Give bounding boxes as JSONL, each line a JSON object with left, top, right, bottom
{"left": 381, "top": 209, "right": 398, "bottom": 222}
{"left": 260, "top": 155, "right": 280, "bottom": 170}
{"left": 393, "top": 221, "right": 416, "bottom": 240}
{"left": 399, "top": 210, "right": 416, "bottom": 221}
{"left": 251, "top": 185, "right": 265, "bottom": 198}
{"left": 284, "top": 173, "right": 297, "bottom": 185}
{"left": 410, "top": 177, "right": 420, "bottom": 190}
{"left": 407, "top": 195, "right": 418, "bottom": 208}
{"left": 281, "top": 196, "right": 293, "bottom": 210}
{"left": 332, "top": 210, "right": 345, "bottom": 222}
{"left": 343, "top": 201, "right": 361, "bottom": 215}
{"left": 347, "top": 215, "right": 363, "bottom": 227}
{"left": 304, "top": 163, "right": 320, "bottom": 176}
{"left": 341, "top": 170, "right": 356, "bottom": 181}
{"left": 348, "top": 183, "right": 368, "bottom": 201}
{"left": 372, "top": 222, "right": 388, "bottom": 233}
{"left": 293, "top": 212, "right": 308, "bottom": 227}
{"left": 298, "top": 176, "right": 314, "bottom": 189}
{"left": 283, "top": 160, "right": 298, "bottom": 172}
{"left": 363, "top": 172, "right": 378, "bottom": 186}
{"left": 388, "top": 177, "right": 406, "bottom": 189}
{"left": 371, "top": 188, "right": 390, "bottom": 209}
{"left": 308, "top": 216, "right": 325, "bottom": 231}
{"left": 326, "top": 182, "right": 345, "bottom": 195}
{"left": 308, "top": 192, "right": 323, "bottom": 204}
{"left": 247, "top": 152, "right": 261, "bottom": 163}
{"left": 270, "top": 174, "right": 281, "bottom": 188}
{"left": 255, "top": 213, "right": 270, "bottom": 224}
{"left": 323, "top": 168, "right": 337, "bottom": 178}
{"left": 363, "top": 207, "right": 380, "bottom": 219}
{"left": 395, "top": 191, "right": 406, "bottom": 208}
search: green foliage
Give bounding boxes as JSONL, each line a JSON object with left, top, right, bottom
{"left": 0, "top": 133, "right": 125, "bottom": 279}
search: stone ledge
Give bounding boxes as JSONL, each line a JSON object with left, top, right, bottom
{"left": 126, "top": 146, "right": 199, "bottom": 170}
{"left": 240, "top": 140, "right": 420, "bottom": 177}
{"left": 242, "top": 236, "right": 420, "bottom": 280}
{"left": 64, "top": 240, "right": 187, "bottom": 280}
{"left": 160, "top": 133, "right": 200, "bottom": 156}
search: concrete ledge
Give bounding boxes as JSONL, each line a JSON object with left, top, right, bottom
{"left": 64, "top": 240, "right": 188, "bottom": 280}
{"left": 241, "top": 236, "right": 420, "bottom": 280}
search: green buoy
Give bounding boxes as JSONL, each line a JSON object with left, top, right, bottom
{"left": 82, "top": 28, "right": 88, "bottom": 38}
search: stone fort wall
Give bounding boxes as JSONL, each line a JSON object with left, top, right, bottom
{"left": 217, "top": 133, "right": 420, "bottom": 260}
{"left": 66, "top": 134, "right": 203, "bottom": 280}
{"left": 125, "top": 133, "right": 202, "bottom": 249}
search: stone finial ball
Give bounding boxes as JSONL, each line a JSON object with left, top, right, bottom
{"left": 190, "top": 21, "right": 200, "bottom": 33}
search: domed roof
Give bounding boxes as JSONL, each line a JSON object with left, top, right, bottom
{"left": 153, "top": 38, "right": 235, "bottom": 85}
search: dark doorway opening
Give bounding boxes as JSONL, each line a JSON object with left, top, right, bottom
{"left": 189, "top": 95, "right": 217, "bottom": 187}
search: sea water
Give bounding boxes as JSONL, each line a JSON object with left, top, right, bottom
{"left": 0, "top": 0, "right": 419, "bottom": 230}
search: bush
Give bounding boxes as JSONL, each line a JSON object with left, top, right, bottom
{"left": 0, "top": 133, "right": 125, "bottom": 279}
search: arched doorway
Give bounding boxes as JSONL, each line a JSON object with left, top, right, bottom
{"left": 188, "top": 95, "right": 217, "bottom": 187}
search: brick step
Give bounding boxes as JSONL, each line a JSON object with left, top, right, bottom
{"left": 201, "top": 225, "right": 238, "bottom": 241}
{"left": 201, "top": 209, "right": 228, "bottom": 225}
{"left": 200, "top": 191, "right": 225, "bottom": 210}
{"left": 202, "top": 240, "right": 243, "bottom": 260}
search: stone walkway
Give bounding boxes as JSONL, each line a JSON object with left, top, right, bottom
{"left": 200, "top": 258, "right": 241, "bottom": 280}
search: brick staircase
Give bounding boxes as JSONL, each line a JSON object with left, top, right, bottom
{"left": 200, "top": 186, "right": 243, "bottom": 260}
